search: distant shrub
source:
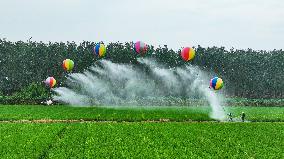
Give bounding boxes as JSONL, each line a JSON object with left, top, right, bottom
{"left": 0, "top": 83, "right": 49, "bottom": 104}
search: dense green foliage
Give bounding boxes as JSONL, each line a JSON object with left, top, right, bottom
{"left": 0, "top": 39, "right": 283, "bottom": 103}
{"left": 1, "top": 122, "right": 283, "bottom": 158}
{"left": 0, "top": 82, "right": 49, "bottom": 104}
{"left": 1, "top": 105, "right": 284, "bottom": 122}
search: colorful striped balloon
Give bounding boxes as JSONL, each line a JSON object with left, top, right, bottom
{"left": 210, "top": 77, "right": 223, "bottom": 90}
{"left": 62, "top": 59, "right": 74, "bottom": 72}
{"left": 45, "top": 77, "right": 56, "bottom": 88}
{"left": 94, "top": 44, "right": 106, "bottom": 57}
{"left": 181, "top": 47, "right": 195, "bottom": 61}
{"left": 134, "top": 41, "right": 147, "bottom": 54}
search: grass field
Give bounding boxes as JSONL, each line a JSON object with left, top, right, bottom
{"left": 1, "top": 105, "right": 284, "bottom": 158}
{"left": 1, "top": 122, "right": 283, "bottom": 158}
{"left": 0, "top": 105, "right": 284, "bottom": 122}
{"left": 0, "top": 105, "right": 211, "bottom": 122}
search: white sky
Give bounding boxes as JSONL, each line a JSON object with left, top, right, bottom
{"left": 0, "top": 0, "right": 283, "bottom": 50}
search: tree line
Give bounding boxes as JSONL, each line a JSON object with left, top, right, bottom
{"left": 0, "top": 39, "right": 283, "bottom": 101}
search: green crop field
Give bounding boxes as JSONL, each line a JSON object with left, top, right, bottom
{"left": 1, "top": 105, "right": 284, "bottom": 158}
{"left": 0, "top": 105, "right": 211, "bottom": 122}
{"left": 0, "top": 105, "right": 284, "bottom": 122}
{"left": 1, "top": 122, "right": 283, "bottom": 159}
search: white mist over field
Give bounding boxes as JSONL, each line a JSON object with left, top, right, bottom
{"left": 53, "top": 58, "right": 226, "bottom": 120}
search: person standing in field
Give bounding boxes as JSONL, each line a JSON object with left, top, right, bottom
{"left": 228, "top": 113, "right": 233, "bottom": 121}
{"left": 240, "top": 112, "right": 245, "bottom": 122}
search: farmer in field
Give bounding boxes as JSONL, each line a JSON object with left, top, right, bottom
{"left": 228, "top": 113, "right": 233, "bottom": 121}
{"left": 240, "top": 112, "right": 245, "bottom": 122}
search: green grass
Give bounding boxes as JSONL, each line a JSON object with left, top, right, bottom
{"left": 227, "top": 107, "right": 284, "bottom": 122}
{"left": 0, "top": 105, "right": 284, "bottom": 122}
{"left": 0, "top": 123, "right": 65, "bottom": 159}
{"left": 1, "top": 105, "right": 283, "bottom": 158}
{"left": 0, "top": 105, "right": 211, "bottom": 121}
{"left": 1, "top": 122, "right": 283, "bottom": 159}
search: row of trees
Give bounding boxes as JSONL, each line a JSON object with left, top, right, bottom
{"left": 0, "top": 39, "right": 283, "bottom": 99}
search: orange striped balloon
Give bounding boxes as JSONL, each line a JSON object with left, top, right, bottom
{"left": 62, "top": 59, "right": 74, "bottom": 72}
{"left": 181, "top": 47, "right": 195, "bottom": 61}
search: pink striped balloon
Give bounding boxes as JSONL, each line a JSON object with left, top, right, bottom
{"left": 134, "top": 41, "right": 147, "bottom": 54}
{"left": 44, "top": 77, "right": 56, "bottom": 88}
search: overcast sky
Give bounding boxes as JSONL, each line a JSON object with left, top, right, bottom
{"left": 0, "top": 0, "right": 283, "bottom": 50}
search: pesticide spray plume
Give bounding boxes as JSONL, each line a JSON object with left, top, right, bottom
{"left": 53, "top": 58, "right": 227, "bottom": 120}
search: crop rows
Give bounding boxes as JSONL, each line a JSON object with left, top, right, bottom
{"left": 1, "top": 105, "right": 284, "bottom": 122}
{"left": 0, "top": 105, "right": 211, "bottom": 122}
{"left": 1, "top": 122, "right": 283, "bottom": 158}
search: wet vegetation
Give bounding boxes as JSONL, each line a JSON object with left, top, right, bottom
{"left": 1, "top": 122, "right": 283, "bottom": 158}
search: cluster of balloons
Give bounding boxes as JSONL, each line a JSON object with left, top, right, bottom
{"left": 45, "top": 58, "right": 75, "bottom": 88}
{"left": 179, "top": 46, "right": 223, "bottom": 90}
{"left": 44, "top": 42, "right": 104, "bottom": 88}
{"left": 44, "top": 41, "right": 223, "bottom": 90}
{"left": 180, "top": 46, "right": 223, "bottom": 90}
